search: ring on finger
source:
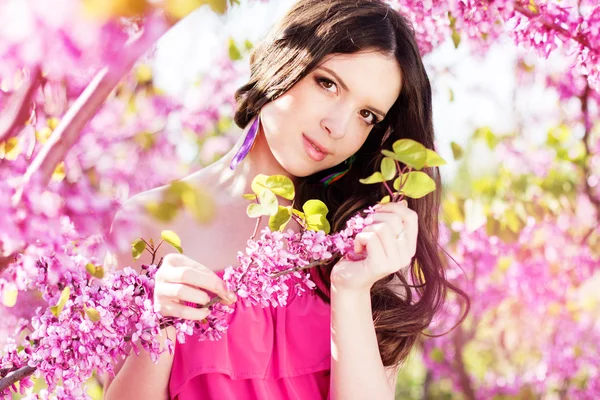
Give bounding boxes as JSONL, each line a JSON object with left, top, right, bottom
{"left": 395, "top": 228, "right": 406, "bottom": 241}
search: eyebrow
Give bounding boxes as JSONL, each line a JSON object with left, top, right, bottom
{"left": 317, "top": 66, "right": 387, "bottom": 119}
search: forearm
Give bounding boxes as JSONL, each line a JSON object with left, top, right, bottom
{"left": 330, "top": 285, "right": 394, "bottom": 400}
{"left": 103, "top": 327, "right": 174, "bottom": 400}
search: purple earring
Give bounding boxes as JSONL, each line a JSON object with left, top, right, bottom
{"left": 230, "top": 115, "right": 260, "bottom": 170}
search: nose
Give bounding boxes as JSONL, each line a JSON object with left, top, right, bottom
{"left": 320, "top": 109, "right": 352, "bottom": 139}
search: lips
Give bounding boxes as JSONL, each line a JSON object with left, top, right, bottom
{"left": 302, "top": 134, "right": 329, "bottom": 162}
{"left": 303, "top": 134, "right": 329, "bottom": 154}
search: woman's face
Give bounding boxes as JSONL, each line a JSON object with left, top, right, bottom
{"left": 260, "top": 50, "right": 402, "bottom": 178}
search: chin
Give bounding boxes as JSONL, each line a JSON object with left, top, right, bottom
{"left": 273, "top": 155, "right": 316, "bottom": 179}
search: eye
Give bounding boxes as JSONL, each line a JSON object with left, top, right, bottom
{"left": 360, "top": 110, "right": 380, "bottom": 126}
{"left": 315, "top": 76, "right": 338, "bottom": 94}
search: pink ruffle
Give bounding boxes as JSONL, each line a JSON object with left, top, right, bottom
{"left": 169, "top": 270, "right": 331, "bottom": 399}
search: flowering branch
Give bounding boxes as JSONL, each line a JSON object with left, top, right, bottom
{"left": 13, "top": 15, "right": 169, "bottom": 204}
{"left": 513, "top": 2, "right": 595, "bottom": 51}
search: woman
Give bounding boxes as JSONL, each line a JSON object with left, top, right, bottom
{"left": 104, "top": 0, "right": 466, "bottom": 399}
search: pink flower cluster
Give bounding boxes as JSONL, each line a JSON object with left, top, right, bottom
{"left": 169, "top": 209, "right": 375, "bottom": 343}
{"left": 0, "top": 209, "right": 375, "bottom": 398}
{"left": 0, "top": 259, "right": 163, "bottom": 399}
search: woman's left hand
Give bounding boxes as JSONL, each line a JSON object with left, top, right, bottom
{"left": 331, "top": 200, "right": 418, "bottom": 293}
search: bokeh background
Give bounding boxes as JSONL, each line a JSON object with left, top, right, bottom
{"left": 1, "top": 0, "right": 599, "bottom": 398}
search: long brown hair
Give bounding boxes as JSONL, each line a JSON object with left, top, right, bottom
{"left": 234, "top": 0, "right": 469, "bottom": 367}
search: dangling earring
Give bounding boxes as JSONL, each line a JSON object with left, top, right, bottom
{"left": 320, "top": 154, "right": 356, "bottom": 187}
{"left": 230, "top": 114, "right": 260, "bottom": 170}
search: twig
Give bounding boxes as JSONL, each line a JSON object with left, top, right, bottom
{"left": 577, "top": 80, "right": 600, "bottom": 244}
{"left": 0, "top": 365, "right": 36, "bottom": 393}
{"left": 0, "top": 65, "right": 42, "bottom": 143}
{"left": 513, "top": 3, "right": 595, "bottom": 51}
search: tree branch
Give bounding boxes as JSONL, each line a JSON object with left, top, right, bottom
{"left": 513, "top": 3, "right": 595, "bottom": 51}
{"left": 0, "top": 14, "right": 169, "bottom": 274}
{"left": 0, "top": 365, "right": 36, "bottom": 393}
{"left": 13, "top": 14, "right": 169, "bottom": 204}
{"left": 0, "top": 66, "right": 42, "bottom": 143}
{"left": 452, "top": 326, "right": 476, "bottom": 400}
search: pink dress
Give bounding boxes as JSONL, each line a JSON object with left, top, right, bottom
{"left": 169, "top": 270, "right": 332, "bottom": 399}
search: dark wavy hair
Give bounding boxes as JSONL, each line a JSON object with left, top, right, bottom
{"left": 233, "top": 0, "right": 469, "bottom": 367}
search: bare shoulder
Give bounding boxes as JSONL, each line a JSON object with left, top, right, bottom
{"left": 107, "top": 173, "right": 213, "bottom": 271}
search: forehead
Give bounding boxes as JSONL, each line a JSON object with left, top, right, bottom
{"left": 316, "top": 51, "right": 402, "bottom": 111}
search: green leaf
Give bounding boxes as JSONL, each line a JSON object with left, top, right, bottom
{"left": 161, "top": 230, "right": 183, "bottom": 254}
{"left": 2, "top": 288, "right": 18, "bottom": 308}
{"left": 166, "top": 181, "right": 215, "bottom": 224}
{"left": 473, "top": 127, "right": 498, "bottom": 150}
{"left": 359, "top": 171, "right": 385, "bottom": 184}
{"left": 393, "top": 175, "right": 406, "bottom": 191}
{"left": 442, "top": 196, "right": 465, "bottom": 224}
{"left": 246, "top": 203, "right": 265, "bottom": 218}
{"left": 244, "top": 39, "right": 253, "bottom": 51}
{"left": 302, "top": 199, "right": 329, "bottom": 217}
{"left": 132, "top": 239, "right": 146, "bottom": 260}
{"left": 269, "top": 206, "right": 292, "bottom": 231}
{"left": 228, "top": 37, "right": 242, "bottom": 61}
{"left": 251, "top": 174, "right": 269, "bottom": 196}
{"left": 259, "top": 189, "right": 278, "bottom": 216}
{"left": 306, "top": 214, "right": 331, "bottom": 234}
{"left": 451, "top": 29, "right": 461, "bottom": 48}
{"left": 503, "top": 209, "right": 525, "bottom": 234}
{"left": 425, "top": 149, "right": 446, "bottom": 167}
{"left": 430, "top": 347, "right": 445, "bottom": 363}
{"left": 207, "top": 0, "right": 228, "bottom": 14}
{"left": 397, "top": 171, "right": 437, "bottom": 199}
{"left": 450, "top": 141, "right": 464, "bottom": 160}
{"left": 242, "top": 193, "right": 256, "bottom": 201}
{"left": 50, "top": 287, "right": 71, "bottom": 317}
{"left": 380, "top": 157, "right": 396, "bottom": 181}
{"left": 265, "top": 175, "right": 295, "bottom": 200}
{"left": 145, "top": 201, "right": 178, "bottom": 222}
{"left": 448, "top": 13, "right": 461, "bottom": 48}
{"left": 85, "top": 307, "right": 101, "bottom": 322}
{"left": 392, "top": 139, "right": 428, "bottom": 170}
{"left": 380, "top": 195, "right": 391, "bottom": 204}
{"left": 546, "top": 125, "right": 571, "bottom": 147}
{"left": 381, "top": 149, "right": 400, "bottom": 160}
{"left": 85, "top": 263, "right": 105, "bottom": 279}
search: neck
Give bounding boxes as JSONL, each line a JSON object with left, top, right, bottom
{"left": 204, "top": 122, "right": 296, "bottom": 204}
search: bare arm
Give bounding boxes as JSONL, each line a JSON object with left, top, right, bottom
{"left": 330, "top": 284, "right": 399, "bottom": 400}
{"left": 102, "top": 197, "right": 176, "bottom": 400}
{"left": 102, "top": 192, "right": 236, "bottom": 400}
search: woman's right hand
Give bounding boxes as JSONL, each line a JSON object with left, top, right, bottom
{"left": 153, "top": 253, "right": 238, "bottom": 320}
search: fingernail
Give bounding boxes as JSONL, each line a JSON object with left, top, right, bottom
{"left": 226, "top": 292, "right": 237, "bottom": 302}
{"left": 374, "top": 204, "right": 382, "bottom": 210}
{"left": 400, "top": 200, "right": 408, "bottom": 207}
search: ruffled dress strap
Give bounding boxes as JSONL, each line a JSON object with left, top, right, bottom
{"left": 169, "top": 269, "right": 331, "bottom": 400}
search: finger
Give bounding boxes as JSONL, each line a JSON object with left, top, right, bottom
{"left": 363, "top": 222, "right": 402, "bottom": 260}
{"left": 374, "top": 200, "right": 410, "bottom": 216}
{"left": 354, "top": 231, "right": 386, "bottom": 264}
{"left": 370, "top": 213, "right": 405, "bottom": 235}
{"left": 375, "top": 202, "right": 417, "bottom": 242}
{"left": 155, "top": 300, "right": 211, "bottom": 320}
{"left": 155, "top": 282, "right": 211, "bottom": 306}
{"left": 161, "top": 255, "right": 236, "bottom": 303}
